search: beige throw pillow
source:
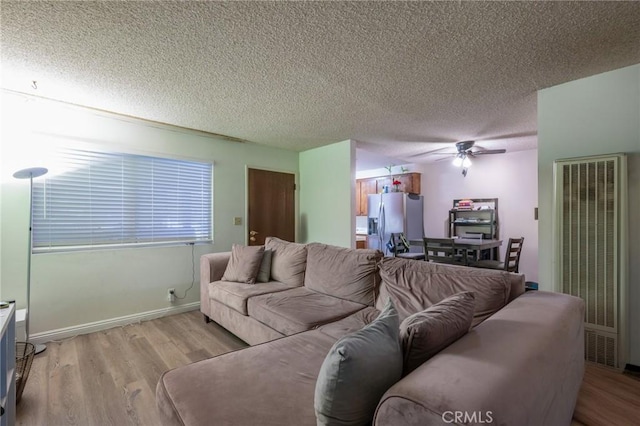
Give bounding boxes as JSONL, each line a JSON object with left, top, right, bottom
{"left": 265, "top": 237, "right": 307, "bottom": 287}
{"left": 221, "top": 244, "right": 265, "bottom": 284}
{"left": 400, "top": 291, "right": 475, "bottom": 375}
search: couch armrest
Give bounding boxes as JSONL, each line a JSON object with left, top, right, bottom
{"left": 200, "top": 252, "right": 231, "bottom": 318}
{"left": 374, "top": 291, "right": 585, "bottom": 426}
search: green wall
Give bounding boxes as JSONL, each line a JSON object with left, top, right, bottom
{"left": 538, "top": 64, "right": 640, "bottom": 365}
{"left": 0, "top": 92, "right": 299, "bottom": 336}
{"left": 299, "top": 140, "right": 355, "bottom": 247}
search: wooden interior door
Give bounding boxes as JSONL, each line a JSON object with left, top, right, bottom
{"left": 247, "top": 168, "right": 296, "bottom": 245}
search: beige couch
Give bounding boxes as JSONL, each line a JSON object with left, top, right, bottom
{"left": 199, "top": 238, "right": 382, "bottom": 345}
{"left": 158, "top": 239, "right": 584, "bottom": 426}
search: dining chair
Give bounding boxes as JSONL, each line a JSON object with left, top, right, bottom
{"left": 390, "top": 233, "right": 425, "bottom": 260}
{"left": 472, "top": 237, "right": 524, "bottom": 272}
{"left": 423, "top": 237, "right": 464, "bottom": 264}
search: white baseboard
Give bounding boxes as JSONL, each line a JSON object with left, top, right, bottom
{"left": 29, "top": 302, "right": 200, "bottom": 344}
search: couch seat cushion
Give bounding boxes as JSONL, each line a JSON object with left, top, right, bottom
{"left": 304, "top": 242, "right": 382, "bottom": 306}
{"left": 316, "top": 307, "right": 380, "bottom": 340}
{"left": 379, "top": 257, "right": 511, "bottom": 326}
{"left": 248, "top": 287, "right": 367, "bottom": 335}
{"left": 157, "top": 329, "right": 339, "bottom": 426}
{"left": 209, "top": 280, "right": 293, "bottom": 315}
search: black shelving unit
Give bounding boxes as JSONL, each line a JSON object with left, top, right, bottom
{"left": 449, "top": 198, "right": 499, "bottom": 259}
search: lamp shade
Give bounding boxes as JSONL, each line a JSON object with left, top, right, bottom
{"left": 13, "top": 167, "right": 48, "bottom": 180}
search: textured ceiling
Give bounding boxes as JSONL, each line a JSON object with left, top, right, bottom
{"left": 1, "top": 1, "right": 639, "bottom": 163}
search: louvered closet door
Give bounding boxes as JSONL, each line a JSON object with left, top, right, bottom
{"left": 555, "top": 155, "right": 628, "bottom": 368}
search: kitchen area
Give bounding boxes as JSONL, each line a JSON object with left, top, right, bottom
{"left": 353, "top": 147, "right": 537, "bottom": 283}
{"left": 354, "top": 169, "right": 502, "bottom": 264}
{"left": 354, "top": 171, "right": 423, "bottom": 253}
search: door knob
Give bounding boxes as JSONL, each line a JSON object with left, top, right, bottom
{"left": 249, "top": 230, "right": 258, "bottom": 242}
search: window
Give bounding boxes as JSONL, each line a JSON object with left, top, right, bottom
{"left": 32, "top": 148, "right": 213, "bottom": 251}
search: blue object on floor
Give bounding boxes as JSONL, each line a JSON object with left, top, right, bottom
{"left": 525, "top": 281, "right": 538, "bottom": 291}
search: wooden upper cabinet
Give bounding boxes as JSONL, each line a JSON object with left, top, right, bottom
{"left": 355, "top": 172, "right": 421, "bottom": 216}
{"left": 395, "top": 173, "right": 421, "bottom": 194}
{"left": 357, "top": 178, "right": 378, "bottom": 216}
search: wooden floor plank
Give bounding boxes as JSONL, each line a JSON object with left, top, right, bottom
{"left": 99, "top": 327, "right": 141, "bottom": 390}
{"left": 123, "top": 379, "right": 159, "bottom": 426}
{"left": 14, "top": 311, "right": 640, "bottom": 425}
{"left": 48, "top": 339, "right": 90, "bottom": 426}
{"left": 573, "top": 362, "right": 640, "bottom": 426}
{"left": 76, "top": 333, "right": 131, "bottom": 426}
{"left": 127, "top": 336, "right": 171, "bottom": 392}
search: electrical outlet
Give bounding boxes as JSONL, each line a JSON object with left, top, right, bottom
{"left": 167, "top": 288, "right": 176, "bottom": 302}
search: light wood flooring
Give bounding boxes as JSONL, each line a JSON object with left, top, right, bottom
{"left": 16, "top": 310, "right": 247, "bottom": 426}
{"left": 16, "top": 310, "right": 640, "bottom": 426}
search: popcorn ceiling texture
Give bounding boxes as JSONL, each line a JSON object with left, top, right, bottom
{"left": 1, "top": 1, "right": 639, "bottom": 160}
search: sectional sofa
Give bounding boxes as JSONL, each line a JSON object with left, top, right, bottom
{"left": 156, "top": 238, "right": 585, "bottom": 425}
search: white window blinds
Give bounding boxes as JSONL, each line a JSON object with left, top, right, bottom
{"left": 32, "top": 148, "right": 213, "bottom": 251}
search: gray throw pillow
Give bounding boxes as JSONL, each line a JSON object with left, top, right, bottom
{"left": 400, "top": 291, "right": 475, "bottom": 375}
{"left": 221, "top": 244, "right": 265, "bottom": 284}
{"left": 314, "top": 298, "right": 402, "bottom": 426}
{"left": 256, "top": 249, "right": 272, "bottom": 282}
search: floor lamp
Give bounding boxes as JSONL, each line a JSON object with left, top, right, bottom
{"left": 13, "top": 167, "right": 48, "bottom": 355}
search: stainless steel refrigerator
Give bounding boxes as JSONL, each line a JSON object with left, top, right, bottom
{"left": 367, "top": 192, "right": 424, "bottom": 256}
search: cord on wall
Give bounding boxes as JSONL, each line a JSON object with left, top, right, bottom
{"left": 174, "top": 242, "right": 196, "bottom": 300}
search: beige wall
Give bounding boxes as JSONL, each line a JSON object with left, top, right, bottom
{"left": 0, "top": 92, "right": 299, "bottom": 335}
{"left": 417, "top": 149, "right": 539, "bottom": 282}
{"left": 538, "top": 64, "right": 640, "bottom": 366}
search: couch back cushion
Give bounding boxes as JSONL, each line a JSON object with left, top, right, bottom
{"left": 304, "top": 243, "right": 382, "bottom": 306}
{"left": 400, "top": 291, "right": 475, "bottom": 375}
{"left": 265, "top": 237, "right": 307, "bottom": 287}
{"left": 378, "top": 257, "right": 511, "bottom": 327}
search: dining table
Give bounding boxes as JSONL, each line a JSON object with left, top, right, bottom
{"left": 409, "top": 238, "right": 503, "bottom": 265}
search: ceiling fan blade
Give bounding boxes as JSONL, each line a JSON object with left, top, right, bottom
{"left": 470, "top": 149, "right": 507, "bottom": 155}
{"left": 407, "top": 146, "right": 453, "bottom": 158}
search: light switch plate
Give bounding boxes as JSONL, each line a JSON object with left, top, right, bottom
{"left": 233, "top": 217, "right": 242, "bottom": 225}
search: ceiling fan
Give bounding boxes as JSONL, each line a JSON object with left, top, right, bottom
{"left": 452, "top": 140, "right": 506, "bottom": 159}
{"left": 414, "top": 140, "right": 507, "bottom": 177}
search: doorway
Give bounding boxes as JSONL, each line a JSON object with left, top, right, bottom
{"left": 247, "top": 168, "right": 296, "bottom": 245}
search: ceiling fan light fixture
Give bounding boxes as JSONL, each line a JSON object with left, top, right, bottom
{"left": 452, "top": 154, "right": 464, "bottom": 167}
{"left": 462, "top": 156, "right": 472, "bottom": 168}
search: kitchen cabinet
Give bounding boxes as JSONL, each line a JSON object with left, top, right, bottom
{"left": 356, "top": 237, "right": 367, "bottom": 249}
{"left": 356, "top": 179, "right": 378, "bottom": 216}
{"left": 356, "top": 172, "right": 421, "bottom": 216}
{"left": 376, "top": 173, "right": 421, "bottom": 195}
